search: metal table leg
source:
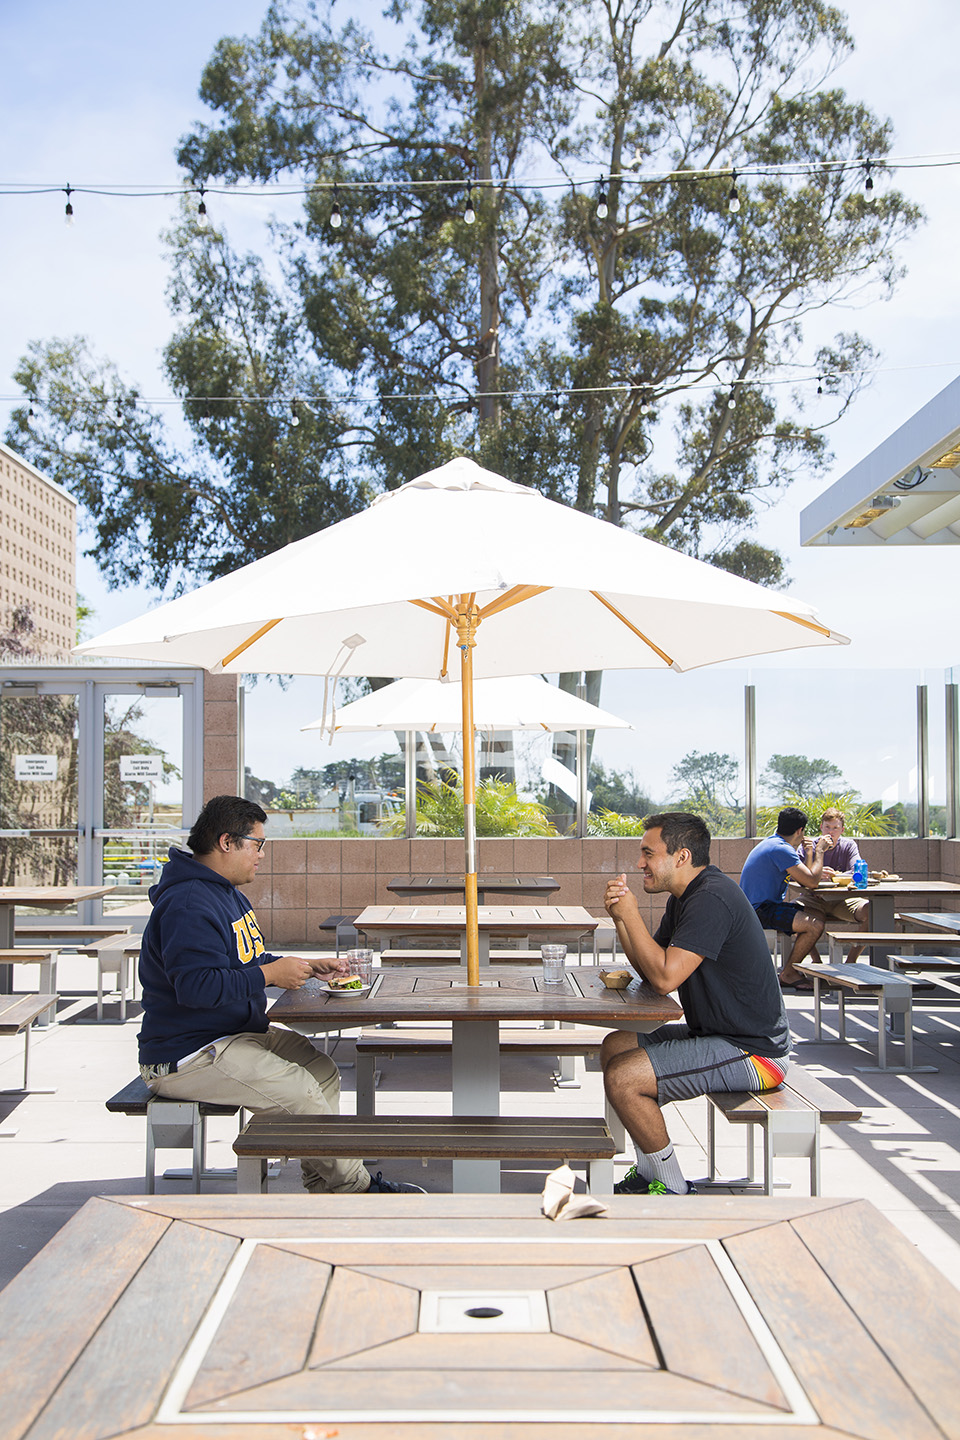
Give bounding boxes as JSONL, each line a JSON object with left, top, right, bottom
{"left": 451, "top": 1019, "right": 500, "bottom": 1192}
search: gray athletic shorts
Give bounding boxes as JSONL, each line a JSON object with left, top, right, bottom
{"left": 627, "top": 1024, "right": 789, "bottom": 1104}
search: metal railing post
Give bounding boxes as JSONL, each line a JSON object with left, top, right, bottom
{"left": 917, "top": 684, "right": 929, "bottom": 838}
{"left": 744, "top": 684, "right": 757, "bottom": 838}
{"left": 946, "top": 684, "right": 959, "bottom": 838}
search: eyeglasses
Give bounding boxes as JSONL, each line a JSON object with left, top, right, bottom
{"left": 234, "top": 833, "right": 266, "bottom": 852}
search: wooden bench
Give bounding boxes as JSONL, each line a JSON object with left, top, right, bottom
{"left": 15, "top": 923, "right": 131, "bottom": 944}
{"left": 106, "top": 1077, "right": 241, "bottom": 1193}
{"left": 0, "top": 994, "right": 57, "bottom": 1132}
{"left": 796, "top": 960, "right": 933, "bottom": 1073}
{"left": 826, "top": 931, "right": 960, "bottom": 966}
{"left": 355, "top": 1025, "right": 609, "bottom": 1111}
{"left": 232, "top": 1113, "right": 617, "bottom": 1195}
{"left": 0, "top": 950, "right": 59, "bottom": 1026}
{"left": 698, "top": 1065, "right": 862, "bottom": 1197}
{"left": 317, "top": 914, "right": 359, "bottom": 954}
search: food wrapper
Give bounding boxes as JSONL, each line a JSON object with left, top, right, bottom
{"left": 541, "top": 1163, "right": 607, "bottom": 1221}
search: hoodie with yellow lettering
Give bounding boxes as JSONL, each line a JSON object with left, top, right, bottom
{"left": 138, "top": 845, "right": 278, "bottom": 1064}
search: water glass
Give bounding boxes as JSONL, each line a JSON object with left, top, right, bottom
{"left": 344, "top": 948, "right": 374, "bottom": 986}
{"left": 541, "top": 944, "right": 567, "bottom": 985}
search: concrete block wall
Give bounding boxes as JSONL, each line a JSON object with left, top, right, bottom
{"left": 202, "top": 672, "right": 240, "bottom": 802}
{"left": 246, "top": 831, "right": 960, "bottom": 947}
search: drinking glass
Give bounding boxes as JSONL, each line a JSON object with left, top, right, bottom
{"left": 541, "top": 944, "right": 567, "bottom": 985}
{"left": 344, "top": 948, "right": 374, "bottom": 985}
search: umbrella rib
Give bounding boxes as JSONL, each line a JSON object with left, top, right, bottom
{"left": 772, "top": 609, "right": 832, "bottom": 638}
{"left": 219, "top": 618, "right": 283, "bottom": 668}
{"left": 590, "top": 593, "right": 674, "bottom": 666}
{"left": 478, "top": 585, "right": 550, "bottom": 619}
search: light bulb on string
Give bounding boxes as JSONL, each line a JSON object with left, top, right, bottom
{"left": 727, "top": 386, "right": 737, "bottom": 411}
{"left": 817, "top": 375, "right": 823, "bottom": 395}
{"left": 727, "top": 171, "right": 741, "bottom": 214}
{"left": 329, "top": 185, "right": 342, "bottom": 230}
{"left": 289, "top": 400, "right": 300, "bottom": 427}
{"left": 27, "top": 405, "right": 35, "bottom": 425}
{"left": 595, "top": 178, "right": 608, "bottom": 220}
{"left": 464, "top": 186, "right": 476, "bottom": 225}
{"left": 552, "top": 392, "right": 563, "bottom": 419}
{"left": 64, "top": 184, "right": 74, "bottom": 226}
{"left": 863, "top": 161, "right": 875, "bottom": 204}
{"left": 197, "top": 185, "right": 207, "bottom": 227}
{"left": 111, "top": 401, "right": 124, "bottom": 428}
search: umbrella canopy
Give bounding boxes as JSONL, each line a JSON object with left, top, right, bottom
{"left": 77, "top": 457, "right": 848, "bottom": 679}
{"left": 304, "top": 675, "right": 632, "bottom": 734}
{"left": 78, "top": 456, "right": 849, "bottom": 981}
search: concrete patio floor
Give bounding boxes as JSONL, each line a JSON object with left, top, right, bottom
{"left": 2, "top": 952, "right": 960, "bottom": 1296}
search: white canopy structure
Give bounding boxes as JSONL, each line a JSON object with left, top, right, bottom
{"left": 78, "top": 456, "right": 849, "bottom": 981}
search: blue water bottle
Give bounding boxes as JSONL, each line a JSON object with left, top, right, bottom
{"left": 853, "top": 859, "right": 868, "bottom": 890}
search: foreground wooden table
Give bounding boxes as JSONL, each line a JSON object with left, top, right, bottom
{"left": 355, "top": 902, "right": 598, "bottom": 964}
{"left": 4, "top": 1192, "right": 958, "bottom": 1438}
{"left": 272, "top": 965, "right": 679, "bottom": 1189}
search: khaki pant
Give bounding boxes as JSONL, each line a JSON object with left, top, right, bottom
{"left": 800, "top": 890, "right": 868, "bottom": 923}
{"left": 142, "top": 1027, "right": 370, "bottom": 1194}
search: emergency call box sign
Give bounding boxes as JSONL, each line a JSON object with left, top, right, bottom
{"left": 120, "top": 755, "right": 164, "bottom": 782}
{"left": 15, "top": 755, "right": 58, "bottom": 781}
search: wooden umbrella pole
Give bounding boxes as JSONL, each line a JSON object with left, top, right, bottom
{"left": 456, "top": 600, "right": 481, "bottom": 985}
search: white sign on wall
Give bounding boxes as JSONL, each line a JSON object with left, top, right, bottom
{"left": 120, "top": 754, "right": 164, "bottom": 783}
{"left": 15, "top": 755, "right": 58, "bottom": 781}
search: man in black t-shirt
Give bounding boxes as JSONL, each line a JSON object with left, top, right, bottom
{"left": 602, "top": 811, "right": 790, "bottom": 1196}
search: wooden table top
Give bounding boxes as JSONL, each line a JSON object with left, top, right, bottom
{"left": 899, "top": 910, "right": 960, "bottom": 934}
{"left": 5, "top": 1191, "right": 958, "bottom": 1439}
{"left": 270, "top": 965, "right": 681, "bottom": 1031}
{"left": 387, "top": 875, "right": 561, "bottom": 898}
{"left": 356, "top": 903, "right": 598, "bottom": 937}
{"left": 793, "top": 879, "right": 960, "bottom": 898}
{"left": 0, "top": 885, "right": 117, "bottom": 909}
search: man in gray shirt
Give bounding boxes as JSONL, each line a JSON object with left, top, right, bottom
{"left": 602, "top": 811, "right": 790, "bottom": 1197}
{"left": 797, "top": 806, "right": 869, "bottom": 962}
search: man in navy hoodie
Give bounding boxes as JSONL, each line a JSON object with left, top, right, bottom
{"left": 138, "top": 794, "right": 422, "bottom": 1194}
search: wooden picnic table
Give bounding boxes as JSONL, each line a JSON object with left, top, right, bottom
{"left": 4, "top": 1190, "right": 958, "bottom": 1438}
{"left": 355, "top": 902, "right": 598, "bottom": 965}
{"left": 271, "top": 964, "right": 678, "bottom": 1191}
{"left": 791, "top": 879, "right": 960, "bottom": 961}
{"left": 387, "top": 874, "right": 561, "bottom": 904}
{"left": 899, "top": 910, "right": 960, "bottom": 936}
{"left": 0, "top": 885, "right": 117, "bottom": 949}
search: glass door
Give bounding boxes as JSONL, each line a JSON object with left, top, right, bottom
{"left": 0, "top": 683, "right": 80, "bottom": 887}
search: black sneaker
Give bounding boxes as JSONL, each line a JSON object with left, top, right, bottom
{"left": 366, "top": 1171, "right": 427, "bottom": 1194}
{"left": 614, "top": 1166, "right": 697, "bottom": 1196}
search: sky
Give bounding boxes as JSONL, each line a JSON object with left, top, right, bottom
{"left": 2, "top": 0, "right": 959, "bottom": 802}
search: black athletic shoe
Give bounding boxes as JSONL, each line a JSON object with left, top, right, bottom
{"left": 366, "top": 1171, "right": 427, "bottom": 1194}
{"left": 614, "top": 1166, "right": 698, "bottom": 1196}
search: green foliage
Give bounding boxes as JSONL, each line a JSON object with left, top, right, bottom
{"left": 756, "top": 791, "right": 894, "bottom": 837}
{"left": 4, "top": 1, "right": 922, "bottom": 591}
{"left": 588, "top": 760, "right": 655, "bottom": 817}
{"left": 382, "top": 775, "right": 557, "bottom": 837}
{"left": 761, "top": 753, "right": 844, "bottom": 800}
{"left": 587, "top": 808, "right": 649, "bottom": 836}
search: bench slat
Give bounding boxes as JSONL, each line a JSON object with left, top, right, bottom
{"left": 0, "top": 994, "right": 57, "bottom": 1033}
{"left": 234, "top": 1113, "right": 615, "bottom": 1162}
{"left": 105, "top": 1077, "right": 239, "bottom": 1116}
{"left": 357, "top": 1026, "right": 605, "bottom": 1056}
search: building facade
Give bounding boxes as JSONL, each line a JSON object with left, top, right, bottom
{"left": 0, "top": 440, "right": 77, "bottom": 657}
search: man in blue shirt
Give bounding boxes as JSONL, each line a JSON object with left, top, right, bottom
{"left": 739, "top": 806, "right": 830, "bottom": 990}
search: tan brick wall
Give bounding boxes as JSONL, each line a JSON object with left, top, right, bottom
{"left": 202, "top": 671, "right": 240, "bottom": 801}
{"left": 247, "top": 832, "right": 960, "bottom": 947}
{"left": 0, "top": 442, "right": 76, "bottom": 657}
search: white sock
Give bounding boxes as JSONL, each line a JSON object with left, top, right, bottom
{"left": 637, "top": 1142, "right": 685, "bottom": 1193}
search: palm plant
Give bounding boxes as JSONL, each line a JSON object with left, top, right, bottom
{"left": 756, "top": 791, "right": 893, "bottom": 837}
{"left": 381, "top": 775, "right": 556, "bottom": 838}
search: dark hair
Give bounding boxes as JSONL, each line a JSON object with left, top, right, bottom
{"left": 777, "top": 806, "right": 808, "bottom": 836}
{"left": 644, "top": 811, "right": 711, "bottom": 868}
{"left": 187, "top": 795, "right": 267, "bottom": 855}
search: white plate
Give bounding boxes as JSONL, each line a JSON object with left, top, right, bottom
{"left": 323, "top": 980, "right": 374, "bottom": 997}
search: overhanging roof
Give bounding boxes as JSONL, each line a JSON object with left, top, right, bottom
{"left": 800, "top": 372, "right": 960, "bottom": 546}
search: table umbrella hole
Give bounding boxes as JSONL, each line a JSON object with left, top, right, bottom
{"left": 419, "top": 1290, "right": 551, "bottom": 1333}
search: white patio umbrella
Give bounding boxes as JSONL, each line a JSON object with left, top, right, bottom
{"left": 303, "top": 673, "right": 632, "bottom": 836}
{"left": 77, "top": 456, "right": 849, "bottom": 982}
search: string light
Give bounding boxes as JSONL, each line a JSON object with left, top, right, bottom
{"left": 863, "top": 160, "right": 875, "bottom": 203}
{"left": 197, "top": 184, "right": 207, "bottom": 227}
{"left": 64, "top": 184, "right": 74, "bottom": 226}
{"left": 110, "top": 401, "right": 125, "bottom": 427}
{"left": 552, "top": 392, "right": 564, "bottom": 418}
{"left": 289, "top": 400, "right": 300, "bottom": 426}
{"left": 727, "top": 171, "right": 741, "bottom": 214}
{"left": 595, "top": 178, "right": 608, "bottom": 219}
{"left": 727, "top": 385, "right": 737, "bottom": 410}
{"left": 329, "top": 184, "right": 342, "bottom": 230}
{"left": 817, "top": 375, "right": 823, "bottom": 394}
{"left": 463, "top": 186, "right": 476, "bottom": 225}
{"left": 27, "top": 405, "right": 35, "bottom": 424}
